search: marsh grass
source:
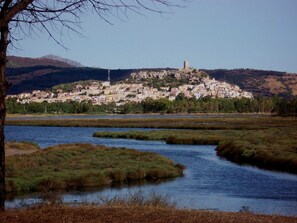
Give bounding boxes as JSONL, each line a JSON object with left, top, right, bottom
{"left": 6, "top": 116, "right": 297, "bottom": 174}
{"left": 216, "top": 128, "right": 297, "bottom": 174}
{"left": 93, "top": 127, "right": 297, "bottom": 174}
{"left": 95, "top": 190, "right": 176, "bottom": 209}
{"left": 7, "top": 116, "right": 297, "bottom": 129}
{"left": 5, "top": 143, "right": 184, "bottom": 194}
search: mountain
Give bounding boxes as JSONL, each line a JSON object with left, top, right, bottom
{"left": 7, "top": 66, "right": 134, "bottom": 94}
{"left": 6, "top": 56, "right": 297, "bottom": 97}
{"left": 7, "top": 55, "right": 74, "bottom": 68}
{"left": 41, "top": 55, "right": 83, "bottom": 67}
{"left": 203, "top": 69, "right": 297, "bottom": 98}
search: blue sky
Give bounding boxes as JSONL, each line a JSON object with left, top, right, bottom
{"left": 9, "top": 0, "right": 297, "bottom": 73}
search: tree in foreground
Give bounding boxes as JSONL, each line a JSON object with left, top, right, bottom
{"left": 0, "top": 0, "right": 184, "bottom": 211}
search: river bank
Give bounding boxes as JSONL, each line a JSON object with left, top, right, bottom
{"left": 5, "top": 125, "right": 297, "bottom": 215}
{"left": 7, "top": 115, "right": 297, "bottom": 174}
{"left": 1, "top": 204, "right": 297, "bottom": 223}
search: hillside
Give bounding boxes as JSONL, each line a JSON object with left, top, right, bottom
{"left": 7, "top": 66, "right": 133, "bottom": 94}
{"left": 41, "top": 54, "right": 83, "bottom": 67}
{"left": 6, "top": 56, "right": 297, "bottom": 97}
{"left": 125, "top": 69, "right": 209, "bottom": 89}
{"left": 7, "top": 55, "right": 74, "bottom": 68}
{"left": 204, "top": 69, "right": 297, "bottom": 97}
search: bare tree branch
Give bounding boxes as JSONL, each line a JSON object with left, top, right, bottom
{"left": 0, "top": 0, "right": 187, "bottom": 211}
{"left": 2, "top": 0, "right": 186, "bottom": 45}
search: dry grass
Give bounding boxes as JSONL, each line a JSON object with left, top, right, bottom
{"left": 284, "top": 74, "right": 297, "bottom": 96}
{"left": 5, "top": 142, "right": 39, "bottom": 157}
{"left": 3, "top": 190, "right": 297, "bottom": 223}
{"left": 263, "top": 77, "right": 287, "bottom": 95}
{"left": 1, "top": 205, "right": 297, "bottom": 223}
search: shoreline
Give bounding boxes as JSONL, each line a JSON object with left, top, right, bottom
{"left": 1, "top": 205, "right": 297, "bottom": 223}
{"left": 6, "top": 116, "right": 297, "bottom": 175}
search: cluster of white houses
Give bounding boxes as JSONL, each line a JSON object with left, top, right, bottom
{"left": 8, "top": 72, "right": 253, "bottom": 106}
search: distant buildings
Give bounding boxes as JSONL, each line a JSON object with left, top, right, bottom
{"left": 8, "top": 69, "right": 253, "bottom": 105}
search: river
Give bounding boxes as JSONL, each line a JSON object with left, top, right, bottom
{"left": 4, "top": 125, "right": 297, "bottom": 216}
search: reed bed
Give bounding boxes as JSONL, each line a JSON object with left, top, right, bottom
{"left": 5, "top": 143, "right": 184, "bottom": 194}
{"left": 93, "top": 127, "right": 297, "bottom": 174}
{"left": 6, "top": 116, "right": 297, "bottom": 129}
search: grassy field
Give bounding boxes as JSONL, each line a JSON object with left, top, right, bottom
{"left": 6, "top": 116, "right": 297, "bottom": 129}
{"left": 5, "top": 143, "right": 184, "bottom": 194}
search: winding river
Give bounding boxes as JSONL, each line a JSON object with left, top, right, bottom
{"left": 4, "top": 125, "right": 297, "bottom": 216}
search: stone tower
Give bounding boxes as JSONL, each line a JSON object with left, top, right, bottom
{"left": 184, "top": 61, "right": 190, "bottom": 70}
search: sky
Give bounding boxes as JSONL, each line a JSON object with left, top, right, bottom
{"left": 8, "top": 0, "right": 297, "bottom": 73}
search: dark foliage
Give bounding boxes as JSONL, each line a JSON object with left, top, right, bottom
{"left": 6, "top": 96, "right": 297, "bottom": 116}
{"left": 7, "top": 66, "right": 134, "bottom": 94}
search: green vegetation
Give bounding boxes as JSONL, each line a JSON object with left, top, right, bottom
{"left": 6, "top": 116, "right": 297, "bottom": 129}
{"left": 6, "top": 116, "right": 297, "bottom": 174}
{"left": 125, "top": 70, "right": 209, "bottom": 90}
{"left": 94, "top": 130, "right": 223, "bottom": 145}
{"left": 144, "top": 75, "right": 190, "bottom": 90}
{"left": 6, "top": 98, "right": 115, "bottom": 114}
{"left": 5, "top": 143, "right": 184, "bottom": 194}
{"left": 51, "top": 80, "right": 99, "bottom": 92}
{"left": 141, "top": 96, "right": 297, "bottom": 115}
{"left": 6, "top": 96, "right": 297, "bottom": 115}
{"left": 92, "top": 118, "right": 297, "bottom": 174}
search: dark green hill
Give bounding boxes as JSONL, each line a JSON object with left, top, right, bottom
{"left": 7, "top": 66, "right": 133, "bottom": 94}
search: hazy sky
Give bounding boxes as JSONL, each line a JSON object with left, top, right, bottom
{"left": 9, "top": 0, "right": 297, "bottom": 72}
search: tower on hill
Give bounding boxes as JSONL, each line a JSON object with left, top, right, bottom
{"left": 184, "top": 61, "right": 190, "bottom": 71}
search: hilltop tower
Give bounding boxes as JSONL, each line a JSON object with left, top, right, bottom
{"left": 184, "top": 61, "right": 190, "bottom": 71}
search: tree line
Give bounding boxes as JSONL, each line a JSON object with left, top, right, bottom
{"left": 6, "top": 95, "right": 297, "bottom": 116}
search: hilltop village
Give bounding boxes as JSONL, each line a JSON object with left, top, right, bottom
{"left": 8, "top": 65, "right": 253, "bottom": 105}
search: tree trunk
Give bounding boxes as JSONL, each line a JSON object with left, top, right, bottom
{"left": 0, "top": 24, "right": 9, "bottom": 211}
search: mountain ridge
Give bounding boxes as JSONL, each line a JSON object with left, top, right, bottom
{"left": 203, "top": 69, "right": 297, "bottom": 97}
{"left": 41, "top": 54, "right": 83, "bottom": 67}
{"left": 5, "top": 56, "right": 297, "bottom": 97}
{"left": 7, "top": 55, "right": 76, "bottom": 68}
